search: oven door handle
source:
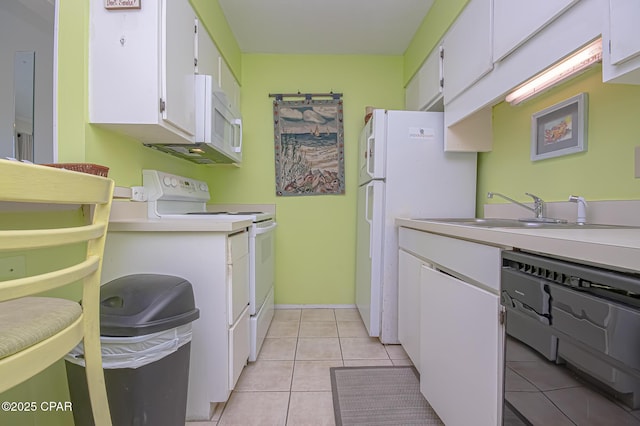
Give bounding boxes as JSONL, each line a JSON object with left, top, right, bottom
{"left": 254, "top": 222, "right": 277, "bottom": 235}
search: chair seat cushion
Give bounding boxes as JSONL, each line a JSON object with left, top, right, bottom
{"left": 0, "top": 297, "right": 82, "bottom": 359}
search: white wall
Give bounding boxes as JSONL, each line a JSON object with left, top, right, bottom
{"left": 0, "top": 2, "right": 54, "bottom": 163}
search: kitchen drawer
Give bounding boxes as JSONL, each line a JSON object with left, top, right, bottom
{"left": 228, "top": 231, "right": 249, "bottom": 264}
{"left": 228, "top": 306, "right": 250, "bottom": 391}
{"left": 228, "top": 249, "right": 249, "bottom": 326}
{"left": 399, "top": 227, "right": 501, "bottom": 291}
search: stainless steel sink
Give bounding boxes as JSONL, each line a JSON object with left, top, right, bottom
{"left": 414, "top": 218, "right": 633, "bottom": 229}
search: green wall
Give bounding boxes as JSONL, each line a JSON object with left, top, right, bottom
{"left": 206, "top": 54, "right": 405, "bottom": 305}
{"left": 479, "top": 66, "right": 640, "bottom": 214}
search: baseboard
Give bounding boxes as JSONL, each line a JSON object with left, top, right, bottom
{"left": 275, "top": 304, "right": 357, "bottom": 310}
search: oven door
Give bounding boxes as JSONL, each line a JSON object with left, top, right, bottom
{"left": 249, "top": 220, "right": 277, "bottom": 315}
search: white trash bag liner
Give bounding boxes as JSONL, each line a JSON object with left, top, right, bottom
{"left": 65, "top": 324, "right": 192, "bottom": 369}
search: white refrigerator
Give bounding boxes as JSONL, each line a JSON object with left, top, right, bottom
{"left": 355, "top": 109, "right": 477, "bottom": 343}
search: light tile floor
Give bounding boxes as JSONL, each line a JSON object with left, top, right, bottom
{"left": 187, "top": 308, "right": 411, "bottom": 426}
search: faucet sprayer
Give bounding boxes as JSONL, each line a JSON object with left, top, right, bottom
{"left": 568, "top": 195, "right": 587, "bottom": 224}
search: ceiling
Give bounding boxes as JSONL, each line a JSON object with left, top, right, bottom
{"left": 217, "top": 0, "right": 435, "bottom": 55}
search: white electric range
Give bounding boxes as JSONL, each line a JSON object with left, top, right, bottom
{"left": 140, "top": 169, "right": 277, "bottom": 362}
{"left": 103, "top": 170, "right": 276, "bottom": 420}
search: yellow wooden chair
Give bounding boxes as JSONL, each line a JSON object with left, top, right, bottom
{"left": 0, "top": 160, "right": 113, "bottom": 426}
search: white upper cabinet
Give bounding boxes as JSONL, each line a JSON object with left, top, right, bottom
{"left": 219, "top": 58, "right": 241, "bottom": 115}
{"left": 89, "top": 0, "right": 197, "bottom": 145}
{"left": 603, "top": 0, "right": 640, "bottom": 83}
{"left": 163, "top": 0, "right": 198, "bottom": 136}
{"left": 443, "top": 0, "right": 600, "bottom": 150}
{"left": 196, "top": 21, "right": 221, "bottom": 86}
{"left": 493, "top": 0, "right": 578, "bottom": 62}
{"left": 442, "top": 0, "right": 493, "bottom": 104}
{"left": 405, "top": 45, "right": 443, "bottom": 111}
{"left": 405, "top": 73, "right": 421, "bottom": 111}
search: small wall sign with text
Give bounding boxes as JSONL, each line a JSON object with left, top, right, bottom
{"left": 105, "top": 0, "right": 141, "bottom": 10}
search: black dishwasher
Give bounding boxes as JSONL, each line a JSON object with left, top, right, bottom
{"left": 501, "top": 250, "right": 640, "bottom": 425}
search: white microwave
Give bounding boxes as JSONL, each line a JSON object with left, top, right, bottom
{"left": 195, "top": 74, "right": 242, "bottom": 164}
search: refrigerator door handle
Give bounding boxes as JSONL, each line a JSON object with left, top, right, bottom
{"left": 366, "top": 133, "right": 375, "bottom": 179}
{"left": 365, "top": 182, "right": 374, "bottom": 259}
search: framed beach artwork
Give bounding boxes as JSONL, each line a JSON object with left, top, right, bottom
{"left": 531, "top": 93, "right": 588, "bottom": 161}
{"left": 273, "top": 98, "right": 345, "bottom": 196}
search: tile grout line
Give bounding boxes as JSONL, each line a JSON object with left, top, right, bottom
{"left": 284, "top": 309, "right": 303, "bottom": 425}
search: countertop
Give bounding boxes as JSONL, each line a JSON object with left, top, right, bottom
{"left": 396, "top": 218, "right": 640, "bottom": 274}
{"left": 107, "top": 200, "right": 252, "bottom": 233}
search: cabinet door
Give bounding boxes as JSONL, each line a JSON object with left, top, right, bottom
{"left": 406, "top": 45, "right": 443, "bottom": 111}
{"left": 420, "top": 264, "right": 502, "bottom": 426}
{"left": 219, "top": 58, "right": 241, "bottom": 114}
{"left": 398, "top": 249, "right": 424, "bottom": 372}
{"left": 603, "top": 0, "right": 640, "bottom": 83}
{"left": 162, "top": 0, "right": 196, "bottom": 136}
{"left": 196, "top": 20, "right": 221, "bottom": 82}
{"left": 405, "top": 72, "right": 421, "bottom": 111}
{"left": 609, "top": 0, "right": 640, "bottom": 65}
{"left": 228, "top": 306, "right": 250, "bottom": 390}
{"left": 493, "top": 0, "right": 578, "bottom": 62}
{"left": 442, "top": 0, "right": 493, "bottom": 103}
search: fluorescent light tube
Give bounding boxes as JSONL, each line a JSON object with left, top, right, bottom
{"left": 506, "top": 38, "right": 602, "bottom": 105}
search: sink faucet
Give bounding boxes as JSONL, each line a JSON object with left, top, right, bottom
{"left": 487, "top": 191, "right": 546, "bottom": 219}
{"left": 568, "top": 195, "right": 587, "bottom": 224}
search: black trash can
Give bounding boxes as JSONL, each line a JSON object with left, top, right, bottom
{"left": 65, "top": 274, "right": 200, "bottom": 426}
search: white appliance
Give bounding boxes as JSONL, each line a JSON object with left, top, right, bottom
{"left": 355, "top": 109, "right": 477, "bottom": 343}
{"left": 148, "top": 75, "right": 243, "bottom": 165}
{"left": 102, "top": 170, "right": 275, "bottom": 419}
{"left": 141, "top": 170, "right": 276, "bottom": 362}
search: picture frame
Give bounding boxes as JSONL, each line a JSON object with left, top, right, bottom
{"left": 105, "top": 0, "right": 141, "bottom": 10}
{"left": 531, "top": 93, "right": 587, "bottom": 161}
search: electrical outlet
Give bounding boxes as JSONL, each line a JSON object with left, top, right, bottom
{"left": 130, "top": 186, "right": 147, "bottom": 201}
{"left": 635, "top": 146, "right": 640, "bottom": 178}
{"left": 0, "top": 256, "right": 26, "bottom": 281}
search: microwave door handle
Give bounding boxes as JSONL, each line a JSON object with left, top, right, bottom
{"left": 233, "top": 118, "right": 242, "bottom": 153}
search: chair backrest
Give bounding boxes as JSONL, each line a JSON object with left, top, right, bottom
{"left": 0, "top": 159, "right": 114, "bottom": 426}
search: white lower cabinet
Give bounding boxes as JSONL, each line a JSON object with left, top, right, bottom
{"left": 420, "top": 264, "right": 502, "bottom": 426}
{"left": 229, "top": 306, "right": 250, "bottom": 389}
{"left": 398, "top": 227, "right": 504, "bottom": 426}
{"left": 226, "top": 232, "right": 250, "bottom": 392}
{"left": 398, "top": 249, "right": 425, "bottom": 372}
{"left": 101, "top": 228, "right": 250, "bottom": 421}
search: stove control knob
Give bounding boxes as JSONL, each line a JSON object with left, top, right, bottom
{"left": 170, "top": 178, "right": 178, "bottom": 187}
{"left": 162, "top": 176, "right": 172, "bottom": 186}
{"left": 199, "top": 183, "right": 207, "bottom": 191}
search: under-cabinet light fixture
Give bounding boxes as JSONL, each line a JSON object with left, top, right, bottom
{"left": 505, "top": 38, "right": 602, "bottom": 106}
